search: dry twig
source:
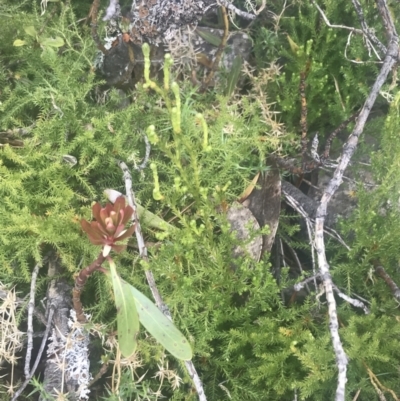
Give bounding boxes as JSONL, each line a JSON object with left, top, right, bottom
{"left": 11, "top": 306, "right": 55, "bottom": 401}
{"left": 331, "top": 284, "right": 370, "bottom": 314}
{"left": 351, "top": 0, "right": 387, "bottom": 55}
{"left": 24, "top": 264, "right": 40, "bottom": 379}
{"left": 118, "top": 161, "right": 207, "bottom": 401}
{"left": 314, "top": 0, "right": 399, "bottom": 398}
{"left": 217, "top": 0, "right": 256, "bottom": 20}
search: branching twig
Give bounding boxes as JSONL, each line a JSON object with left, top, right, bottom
{"left": 351, "top": 0, "right": 387, "bottom": 55}
{"left": 312, "top": 0, "right": 385, "bottom": 61}
{"left": 283, "top": 239, "right": 312, "bottom": 295}
{"left": 332, "top": 284, "right": 370, "bottom": 314}
{"left": 282, "top": 191, "right": 318, "bottom": 291}
{"left": 294, "top": 274, "right": 320, "bottom": 292}
{"left": 217, "top": 0, "right": 256, "bottom": 20}
{"left": 24, "top": 264, "right": 40, "bottom": 379}
{"left": 118, "top": 161, "right": 207, "bottom": 401}
{"left": 314, "top": 2, "right": 399, "bottom": 397}
{"left": 364, "top": 361, "right": 399, "bottom": 401}
{"left": 311, "top": 0, "right": 363, "bottom": 34}
{"left": 11, "top": 306, "right": 55, "bottom": 401}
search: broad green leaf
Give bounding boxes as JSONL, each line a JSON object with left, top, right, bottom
{"left": 13, "top": 39, "right": 26, "bottom": 47}
{"left": 24, "top": 26, "right": 37, "bottom": 37}
{"left": 224, "top": 55, "right": 243, "bottom": 97}
{"left": 108, "top": 260, "right": 139, "bottom": 358}
{"left": 129, "top": 285, "right": 192, "bottom": 360}
{"left": 104, "top": 189, "right": 176, "bottom": 232}
{"left": 41, "top": 46, "right": 56, "bottom": 60}
{"left": 40, "top": 36, "right": 64, "bottom": 48}
{"left": 196, "top": 28, "right": 221, "bottom": 47}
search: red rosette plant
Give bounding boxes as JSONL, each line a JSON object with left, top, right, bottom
{"left": 80, "top": 195, "right": 135, "bottom": 257}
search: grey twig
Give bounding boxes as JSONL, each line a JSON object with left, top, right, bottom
{"left": 118, "top": 161, "right": 207, "bottom": 401}
{"left": 12, "top": 306, "right": 55, "bottom": 401}
{"left": 134, "top": 135, "right": 151, "bottom": 171}
{"left": 312, "top": 0, "right": 385, "bottom": 61}
{"left": 294, "top": 274, "right": 320, "bottom": 292}
{"left": 351, "top": 0, "right": 387, "bottom": 55}
{"left": 282, "top": 190, "right": 318, "bottom": 290}
{"left": 295, "top": 279, "right": 370, "bottom": 312}
{"left": 332, "top": 284, "right": 370, "bottom": 314}
{"left": 314, "top": 3, "right": 399, "bottom": 397}
{"left": 311, "top": 0, "right": 363, "bottom": 34}
{"left": 217, "top": 0, "right": 257, "bottom": 20}
{"left": 24, "top": 264, "right": 40, "bottom": 379}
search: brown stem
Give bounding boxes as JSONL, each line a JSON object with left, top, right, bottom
{"left": 372, "top": 260, "right": 400, "bottom": 302}
{"left": 73, "top": 252, "right": 106, "bottom": 323}
{"left": 323, "top": 111, "right": 360, "bottom": 159}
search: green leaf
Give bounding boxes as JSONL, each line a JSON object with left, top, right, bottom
{"left": 24, "top": 26, "right": 37, "bottom": 37}
{"left": 40, "top": 36, "right": 64, "bottom": 48}
{"left": 224, "top": 55, "right": 243, "bottom": 97}
{"left": 129, "top": 285, "right": 193, "bottom": 360}
{"left": 41, "top": 46, "right": 56, "bottom": 60}
{"left": 196, "top": 28, "right": 221, "bottom": 47}
{"left": 108, "top": 260, "right": 139, "bottom": 358}
{"left": 13, "top": 39, "right": 26, "bottom": 47}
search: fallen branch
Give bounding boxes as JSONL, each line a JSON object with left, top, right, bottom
{"left": 118, "top": 161, "right": 207, "bottom": 401}
{"left": 314, "top": 2, "right": 399, "bottom": 397}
